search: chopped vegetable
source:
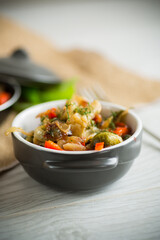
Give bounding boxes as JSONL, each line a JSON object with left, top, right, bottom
{"left": 94, "top": 114, "right": 102, "bottom": 123}
{"left": 0, "top": 92, "right": 11, "bottom": 105}
{"left": 116, "top": 122, "right": 126, "bottom": 127}
{"left": 36, "top": 108, "right": 57, "bottom": 119}
{"left": 81, "top": 140, "right": 85, "bottom": 146}
{"left": 95, "top": 142, "right": 104, "bottom": 151}
{"left": 8, "top": 96, "right": 132, "bottom": 151}
{"left": 123, "top": 134, "right": 131, "bottom": 140}
{"left": 91, "top": 131, "right": 123, "bottom": 148}
{"left": 5, "top": 127, "right": 33, "bottom": 137}
{"left": 115, "top": 109, "right": 128, "bottom": 123}
{"left": 101, "top": 116, "right": 113, "bottom": 129}
{"left": 113, "top": 125, "right": 129, "bottom": 136}
{"left": 44, "top": 140, "right": 63, "bottom": 150}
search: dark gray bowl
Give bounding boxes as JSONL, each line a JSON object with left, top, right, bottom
{"left": 0, "top": 77, "right": 21, "bottom": 123}
{"left": 12, "top": 100, "right": 142, "bottom": 191}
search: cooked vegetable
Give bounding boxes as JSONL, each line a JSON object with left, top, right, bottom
{"left": 115, "top": 109, "right": 128, "bottom": 123}
{"left": 5, "top": 127, "right": 33, "bottom": 137}
{"left": 36, "top": 108, "right": 57, "bottom": 119}
{"left": 0, "top": 91, "right": 11, "bottom": 105}
{"left": 112, "top": 122, "right": 129, "bottom": 136}
{"left": 44, "top": 140, "right": 63, "bottom": 150}
{"left": 91, "top": 132, "right": 123, "bottom": 148}
{"left": 101, "top": 116, "right": 113, "bottom": 129}
{"left": 63, "top": 143, "right": 85, "bottom": 151}
{"left": 123, "top": 134, "right": 131, "bottom": 140}
{"left": 95, "top": 142, "right": 104, "bottom": 151}
{"left": 94, "top": 114, "right": 102, "bottom": 124}
{"left": 7, "top": 96, "right": 132, "bottom": 151}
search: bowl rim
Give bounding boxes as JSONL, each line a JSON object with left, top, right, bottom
{"left": 0, "top": 77, "right": 21, "bottom": 112}
{"left": 12, "top": 99, "right": 143, "bottom": 155}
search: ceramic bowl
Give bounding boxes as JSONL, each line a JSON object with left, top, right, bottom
{"left": 11, "top": 100, "right": 142, "bottom": 190}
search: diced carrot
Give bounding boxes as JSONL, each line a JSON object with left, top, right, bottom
{"left": 48, "top": 108, "right": 57, "bottom": 119}
{"left": 37, "top": 108, "right": 57, "bottom": 119}
{"left": 95, "top": 142, "right": 104, "bottom": 151}
{"left": 116, "top": 122, "right": 126, "bottom": 127}
{"left": 113, "top": 126, "right": 129, "bottom": 136}
{"left": 81, "top": 100, "right": 89, "bottom": 107}
{"left": 44, "top": 140, "right": 63, "bottom": 150}
{"left": 81, "top": 140, "right": 85, "bottom": 146}
{"left": 0, "top": 92, "right": 11, "bottom": 105}
{"left": 94, "top": 114, "right": 102, "bottom": 123}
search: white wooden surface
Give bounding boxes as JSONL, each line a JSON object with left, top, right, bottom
{"left": 1, "top": 102, "right": 160, "bottom": 240}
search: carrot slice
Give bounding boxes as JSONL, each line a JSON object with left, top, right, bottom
{"left": 95, "top": 142, "right": 104, "bottom": 151}
{"left": 44, "top": 140, "right": 63, "bottom": 150}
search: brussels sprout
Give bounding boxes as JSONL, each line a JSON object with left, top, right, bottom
{"left": 91, "top": 131, "right": 123, "bottom": 148}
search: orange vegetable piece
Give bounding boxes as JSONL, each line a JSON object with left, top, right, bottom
{"left": 95, "top": 142, "right": 104, "bottom": 151}
{"left": 44, "top": 140, "right": 63, "bottom": 150}
{"left": 47, "top": 108, "right": 57, "bottom": 119}
{"left": 94, "top": 114, "right": 102, "bottom": 123}
{"left": 116, "top": 122, "right": 126, "bottom": 127}
{"left": 37, "top": 108, "right": 57, "bottom": 119}
{"left": 81, "top": 100, "right": 89, "bottom": 107}
{"left": 81, "top": 140, "right": 85, "bottom": 146}
{"left": 0, "top": 92, "right": 11, "bottom": 105}
{"left": 113, "top": 126, "right": 129, "bottom": 136}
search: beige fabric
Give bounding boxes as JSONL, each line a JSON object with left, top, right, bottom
{"left": 0, "top": 112, "right": 18, "bottom": 172}
{"left": 0, "top": 16, "right": 160, "bottom": 171}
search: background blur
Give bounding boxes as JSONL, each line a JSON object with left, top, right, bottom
{"left": 0, "top": 0, "right": 160, "bottom": 80}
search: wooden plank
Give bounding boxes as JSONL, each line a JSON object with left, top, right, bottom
{"left": 0, "top": 186, "right": 160, "bottom": 240}
{"left": 0, "top": 134, "right": 160, "bottom": 217}
{"left": 1, "top": 103, "right": 160, "bottom": 240}
{"left": 0, "top": 138, "right": 160, "bottom": 215}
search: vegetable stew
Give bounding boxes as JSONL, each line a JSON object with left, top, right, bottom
{"left": 7, "top": 96, "right": 132, "bottom": 151}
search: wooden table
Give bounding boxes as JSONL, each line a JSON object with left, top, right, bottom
{"left": 1, "top": 103, "right": 160, "bottom": 240}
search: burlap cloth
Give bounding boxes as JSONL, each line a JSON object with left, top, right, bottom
{"left": 0, "top": 16, "right": 160, "bottom": 172}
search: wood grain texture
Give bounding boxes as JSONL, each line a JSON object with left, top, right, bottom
{"left": 0, "top": 128, "right": 160, "bottom": 240}
{"left": 1, "top": 104, "right": 160, "bottom": 240}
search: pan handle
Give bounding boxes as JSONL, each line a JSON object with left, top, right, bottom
{"left": 43, "top": 156, "right": 118, "bottom": 172}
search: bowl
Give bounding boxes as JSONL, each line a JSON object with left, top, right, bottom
{"left": 11, "top": 100, "right": 142, "bottom": 190}
{"left": 0, "top": 77, "right": 21, "bottom": 122}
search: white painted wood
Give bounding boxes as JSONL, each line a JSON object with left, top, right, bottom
{"left": 1, "top": 101, "right": 160, "bottom": 240}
